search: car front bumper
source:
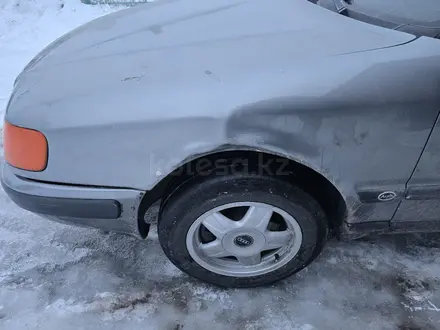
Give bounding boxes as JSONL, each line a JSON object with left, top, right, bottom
{"left": 1, "top": 163, "right": 146, "bottom": 237}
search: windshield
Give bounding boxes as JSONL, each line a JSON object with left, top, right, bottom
{"left": 313, "top": 0, "right": 440, "bottom": 38}
{"left": 348, "top": 0, "right": 440, "bottom": 25}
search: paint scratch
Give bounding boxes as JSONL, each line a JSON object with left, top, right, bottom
{"left": 205, "top": 70, "right": 221, "bottom": 82}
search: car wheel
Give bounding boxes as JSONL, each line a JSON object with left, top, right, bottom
{"left": 158, "top": 171, "right": 328, "bottom": 288}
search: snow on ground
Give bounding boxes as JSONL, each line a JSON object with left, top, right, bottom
{"left": 2, "top": 192, "right": 440, "bottom": 330}
{"left": 0, "top": 0, "right": 120, "bottom": 131}
{"left": 1, "top": 1, "right": 440, "bottom": 329}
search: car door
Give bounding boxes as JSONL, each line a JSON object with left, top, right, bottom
{"left": 391, "top": 35, "right": 440, "bottom": 227}
{"left": 392, "top": 112, "right": 440, "bottom": 228}
{"left": 362, "top": 1, "right": 440, "bottom": 228}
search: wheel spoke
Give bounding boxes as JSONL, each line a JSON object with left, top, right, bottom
{"left": 263, "top": 230, "right": 292, "bottom": 250}
{"left": 236, "top": 253, "right": 262, "bottom": 266}
{"left": 240, "top": 205, "right": 273, "bottom": 232}
{"left": 202, "top": 212, "right": 237, "bottom": 239}
{"left": 199, "top": 240, "right": 231, "bottom": 258}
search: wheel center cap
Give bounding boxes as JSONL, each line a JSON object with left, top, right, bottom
{"left": 234, "top": 235, "right": 254, "bottom": 247}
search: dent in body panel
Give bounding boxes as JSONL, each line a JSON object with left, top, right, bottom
{"left": 10, "top": 39, "right": 440, "bottom": 227}
{"left": 6, "top": 3, "right": 440, "bottom": 229}
{"left": 225, "top": 49, "right": 440, "bottom": 224}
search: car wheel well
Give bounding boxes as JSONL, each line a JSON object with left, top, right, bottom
{"left": 138, "top": 150, "right": 347, "bottom": 236}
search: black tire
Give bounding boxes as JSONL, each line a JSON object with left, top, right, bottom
{"left": 158, "top": 171, "right": 328, "bottom": 288}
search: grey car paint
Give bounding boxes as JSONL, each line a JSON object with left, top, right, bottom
{"left": 3, "top": 0, "right": 440, "bottom": 235}
{"left": 1, "top": 164, "right": 144, "bottom": 234}
{"left": 393, "top": 114, "right": 440, "bottom": 224}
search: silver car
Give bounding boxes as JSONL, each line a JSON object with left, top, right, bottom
{"left": 2, "top": 0, "right": 440, "bottom": 288}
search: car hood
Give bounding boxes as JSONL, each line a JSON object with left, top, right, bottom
{"left": 7, "top": 0, "right": 415, "bottom": 126}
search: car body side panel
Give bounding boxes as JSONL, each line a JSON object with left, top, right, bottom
{"left": 4, "top": 0, "right": 440, "bottom": 225}
{"left": 393, "top": 113, "right": 440, "bottom": 224}
{"left": 6, "top": 37, "right": 440, "bottom": 225}
{"left": 225, "top": 37, "right": 440, "bottom": 223}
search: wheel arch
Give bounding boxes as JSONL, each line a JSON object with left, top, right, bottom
{"left": 138, "top": 146, "right": 348, "bottom": 237}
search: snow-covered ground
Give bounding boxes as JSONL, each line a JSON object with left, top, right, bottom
{"left": 0, "top": 0, "right": 119, "bottom": 130}
{"left": 1, "top": 1, "right": 440, "bottom": 329}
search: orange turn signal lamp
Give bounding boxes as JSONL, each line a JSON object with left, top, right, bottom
{"left": 3, "top": 121, "right": 48, "bottom": 172}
